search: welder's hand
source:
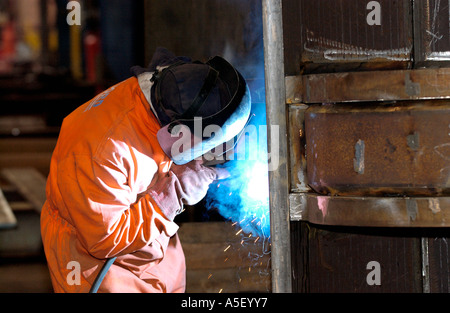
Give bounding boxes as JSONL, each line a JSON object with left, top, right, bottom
{"left": 148, "top": 160, "right": 229, "bottom": 221}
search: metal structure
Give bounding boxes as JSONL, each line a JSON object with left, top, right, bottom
{"left": 262, "top": 0, "right": 292, "bottom": 293}
{"left": 140, "top": 0, "right": 450, "bottom": 293}
{"left": 265, "top": 0, "right": 450, "bottom": 293}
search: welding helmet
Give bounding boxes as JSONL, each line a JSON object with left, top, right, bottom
{"left": 141, "top": 47, "right": 251, "bottom": 165}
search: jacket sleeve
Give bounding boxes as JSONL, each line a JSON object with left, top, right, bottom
{"left": 148, "top": 160, "right": 229, "bottom": 220}
{"left": 57, "top": 150, "right": 178, "bottom": 260}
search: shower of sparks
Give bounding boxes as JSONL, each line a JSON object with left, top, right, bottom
{"left": 210, "top": 222, "right": 271, "bottom": 293}
{"left": 202, "top": 52, "right": 271, "bottom": 291}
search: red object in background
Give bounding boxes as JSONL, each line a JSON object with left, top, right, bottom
{"left": 84, "top": 31, "right": 101, "bottom": 84}
{"left": 0, "top": 21, "right": 16, "bottom": 58}
{"left": 0, "top": 21, "right": 16, "bottom": 73}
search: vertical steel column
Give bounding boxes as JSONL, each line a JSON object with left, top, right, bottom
{"left": 262, "top": 0, "right": 292, "bottom": 293}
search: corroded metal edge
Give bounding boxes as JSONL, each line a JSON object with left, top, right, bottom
{"left": 290, "top": 193, "right": 450, "bottom": 227}
{"left": 296, "top": 68, "right": 450, "bottom": 103}
{"left": 304, "top": 101, "right": 450, "bottom": 197}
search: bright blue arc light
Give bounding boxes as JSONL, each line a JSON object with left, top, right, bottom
{"left": 205, "top": 97, "right": 270, "bottom": 239}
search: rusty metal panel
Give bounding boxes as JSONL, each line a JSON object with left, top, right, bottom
{"left": 291, "top": 222, "right": 423, "bottom": 293}
{"left": 428, "top": 235, "right": 450, "bottom": 292}
{"left": 291, "top": 223, "right": 450, "bottom": 293}
{"left": 305, "top": 101, "right": 450, "bottom": 196}
{"left": 282, "top": 0, "right": 413, "bottom": 74}
{"left": 302, "top": 68, "right": 450, "bottom": 104}
{"left": 414, "top": 0, "right": 450, "bottom": 67}
{"left": 290, "top": 193, "right": 450, "bottom": 227}
{"left": 285, "top": 76, "right": 303, "bottom": 104}
{"left": 288, "top": 105, "right": 309, "bottom": 193}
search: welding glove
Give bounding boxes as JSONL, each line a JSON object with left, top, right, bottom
{"left": 148, "top": 160, "right": 229, "bottom": 221}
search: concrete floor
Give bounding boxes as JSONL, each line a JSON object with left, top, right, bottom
{"left": 0, "top": 209, "right": 53, "bottom": 293}
{"left": 0, "top": 257, "right": 53, "bottom": 293}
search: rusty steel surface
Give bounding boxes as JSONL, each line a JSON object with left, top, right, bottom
{"left": 282, "top": 0, "right": 413, "bottom": 74}
{"left": 414, "top": 0, "right": 450, "bottom": 66}
{"left": 285, "top": 76, "right": 303, "bottom": 104}
{"left": 290, "top": 193, "right": 450, "bottom": 227}
{"left": 288, "top": 105, "right": 309, "bottom": 193}
{"left": 290, "top": 222, "right": 423, "bottom": 293}
{"left": 428, "top": 236, "right": 450, "bottom": 292}
{"left": 291, "top": 221, "right": 450, "bottom": 292}
{"left": 302, "top": 68, "right": 450, "bottom": 104}
{"left": 305, "top": 101, "right": 450, "bottom": 197}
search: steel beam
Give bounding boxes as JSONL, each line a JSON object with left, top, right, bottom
{"left": 262, "top": 0, "right": 292, "bottom": 293}
{"left": 305, "top": 101, "right": 450, "bottom": 197}
{"left": 302, "top": 68, "right": 450, "bottom": 104}
{"left": 290, "top": 193, "right": 450, "bottom": 227}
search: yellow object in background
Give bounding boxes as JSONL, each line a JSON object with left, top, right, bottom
{"left": 22, "top": 26, "right": 41, "bottom": 59}
{"left": 70, "top": 24, "right": 83, "bottom": 80}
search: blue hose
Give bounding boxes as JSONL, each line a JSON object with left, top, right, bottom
{"left": 89, "top": 257, "right": 117, "bottom": 293}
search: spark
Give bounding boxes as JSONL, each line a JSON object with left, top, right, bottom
{"left": 224, "top": 245, "right": 231, "bottom": 252}
{"left": 208, "top": 273, "right": 213, "bottom": 280}
{"left": 235, "top": 229, "right": 243, "bottom": 236}
{"left": 219, "top": 288, "right": 223, "bottom": 293}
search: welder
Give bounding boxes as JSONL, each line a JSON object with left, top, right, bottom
{"left": 40, "top": 47, "right": 251, "bottom": 293}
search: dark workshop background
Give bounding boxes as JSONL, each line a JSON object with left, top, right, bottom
{"left": 1, "top": 0, "right": 450, "bottom": 294}
{"left": 0, "top": 0, "right": 269, "bottom": 293}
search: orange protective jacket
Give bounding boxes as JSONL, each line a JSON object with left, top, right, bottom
{"left": 40, "top": 77, "right": 186, "bottom": 293}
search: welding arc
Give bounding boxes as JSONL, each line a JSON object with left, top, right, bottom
{"left": 89, "top": 257, "right": 117, "bottom": 293}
